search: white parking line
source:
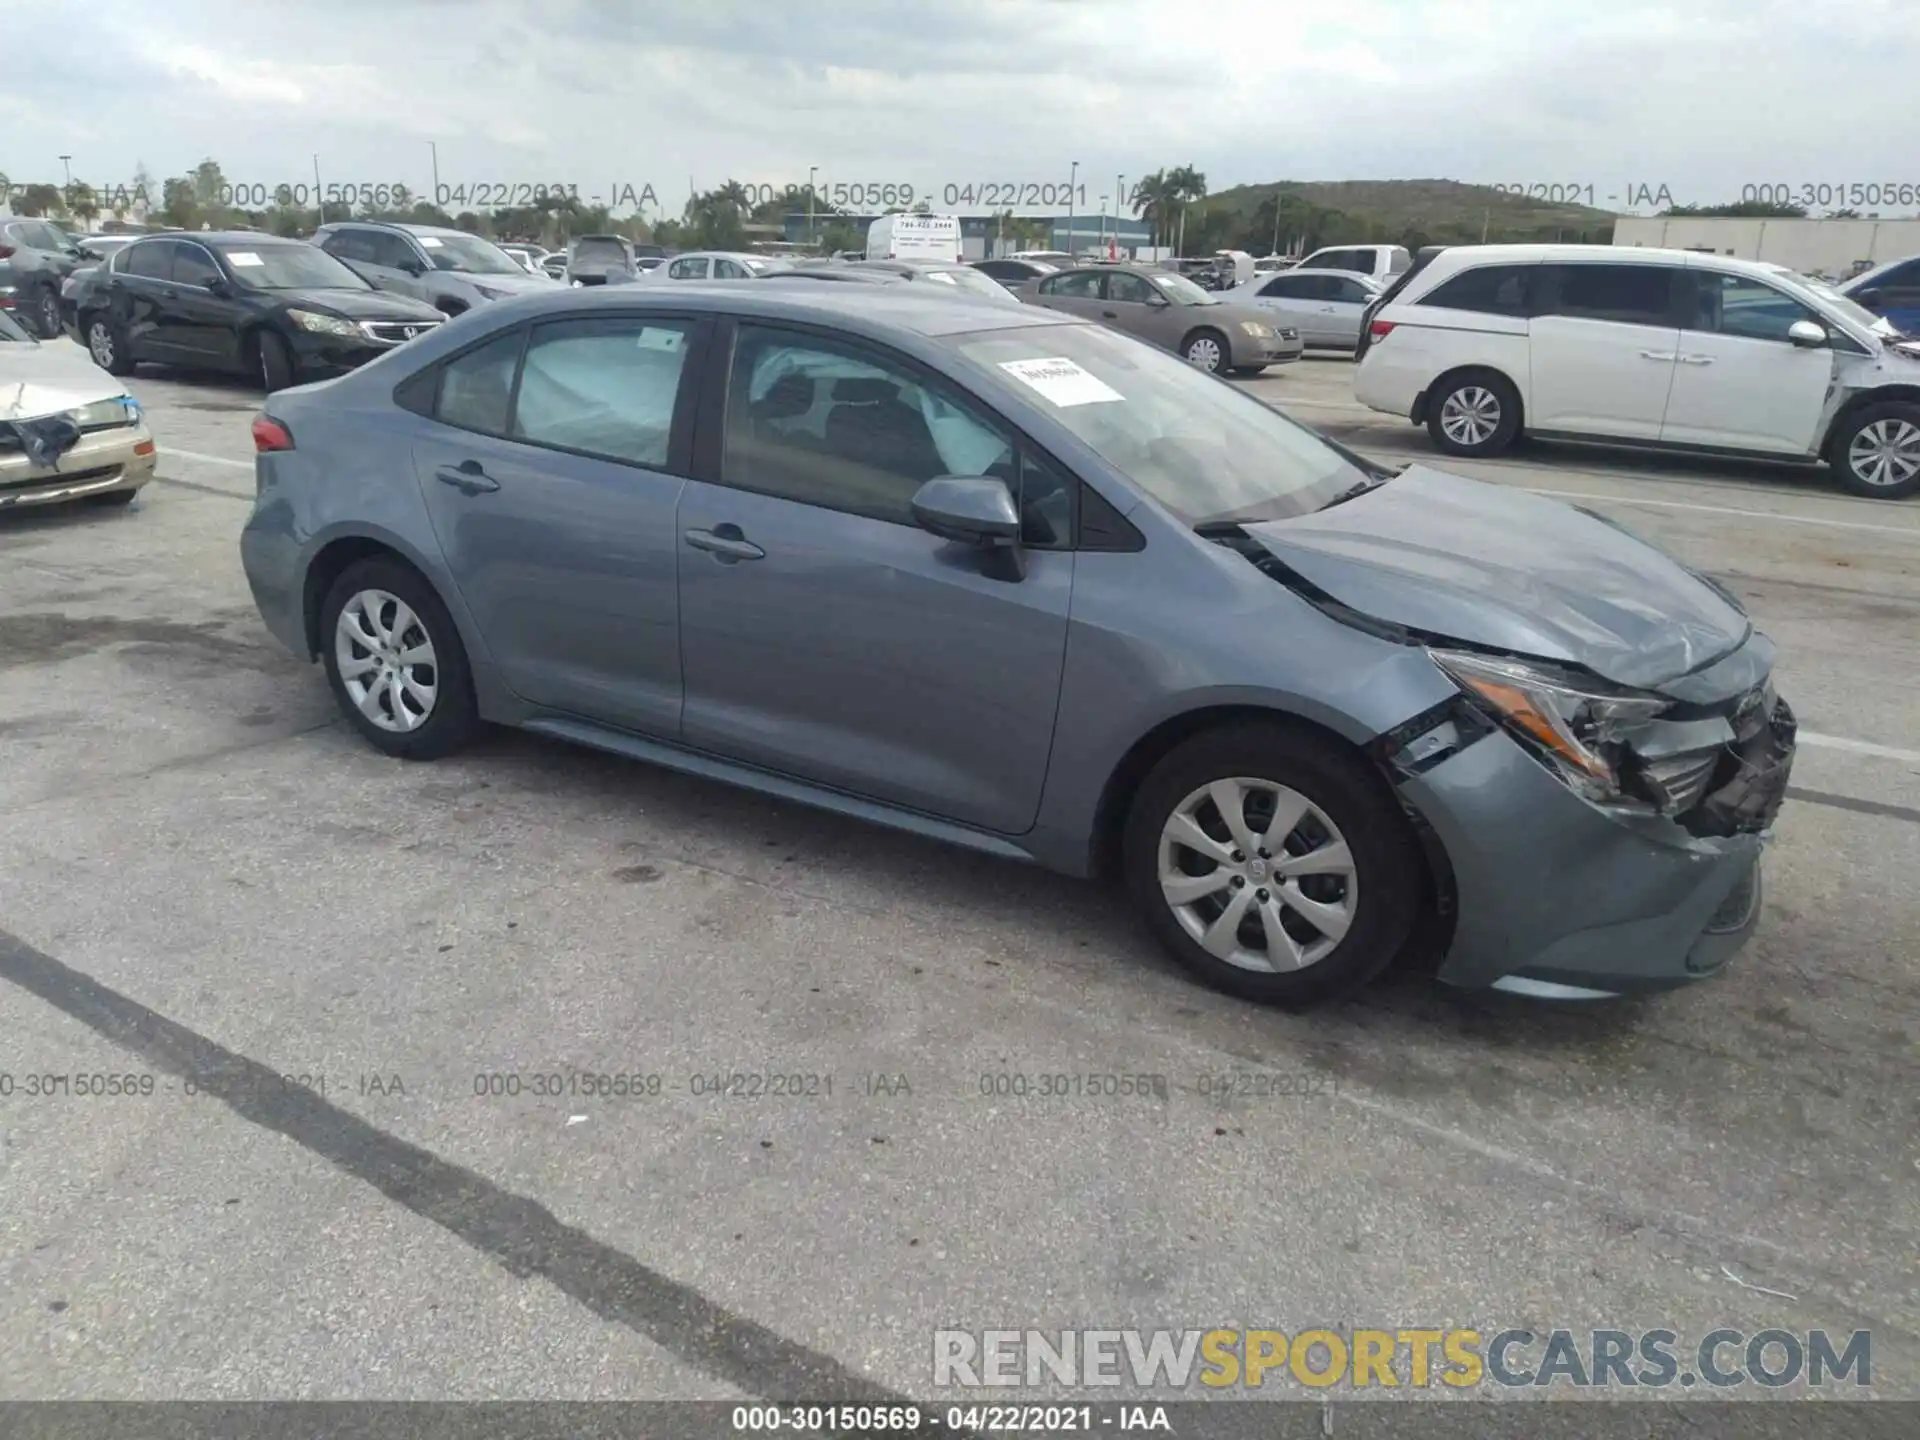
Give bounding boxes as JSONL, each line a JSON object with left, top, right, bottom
{"left": 1797, "top": 732, "right": 1920, "bottom": 765}
{"left": 164, "top": 448, "right": 254, "bottom": 470}
{"left": 1519, "top": 487, "right": 1920, "bottom": 538}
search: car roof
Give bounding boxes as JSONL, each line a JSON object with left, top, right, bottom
{"left": 485, "top": 279, "right": 1074, "bottom": 338}
{"left": 1845, "top": 253, "right": 1918, "bottom": 286}
{"left": 168, "top": 231, "right": 308, "bottom": 247}
{"left": 1410, "top": 243, "right": 1797, "bottom": 279}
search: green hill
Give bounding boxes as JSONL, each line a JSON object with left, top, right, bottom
{"left": 1184, "top": 178, "right": 1618, "bottom": 255}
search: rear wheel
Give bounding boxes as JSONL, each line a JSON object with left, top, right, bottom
{"left": 1829, "top": 403, "right": 1920, "bottom": 499}
{"left": 256, "top": 330, "right": 296, "bottom": 393}
{"left": 85, "top": 314, "right": 134, "bottom": 375}
{"left": 1182, "top": 328, "right": 1229, "bottom": 373}
{"left": 1121, "top": 721, "right": 1424, "bottom": 1009}
{"left": 1426, "top": 371, "right": 1521, "bottom": 457}
{"left": 319, "top": 558, "right": 480, "bottom": 760}
{"left": 32, "top": 287, "right": 62, "bottom": 340}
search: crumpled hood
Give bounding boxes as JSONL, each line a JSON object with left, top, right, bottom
{"left": 1242, "top": 466, "right": 1750, "bottom": 690}
{"left": 0, "top": 341, "right": 129, "bottom": 418}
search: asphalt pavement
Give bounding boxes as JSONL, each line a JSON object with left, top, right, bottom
{"left": 0, "top": 347, "right": 1914, "bottom": 1404}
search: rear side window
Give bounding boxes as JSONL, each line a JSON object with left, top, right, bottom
{"left": 1310, "top": 250, "right": 1360, "bottom": 274}
{"left": 1419, "top": 264, "right": 1535, "bottom": 316}
{"left": 1543, "top": 263, "right": 1676, "bottom": 326}
{"left": 669, "top": 256, "right": 709, "bottom": 279}
{"left": 511, "top": 317, "right": 694, "bottom": 468}
{"left": 1386, "top": 248, "right": 1412, "bottom": 274}
{"left": 172, "top": 244, "right": 223, "bottom": 287}
{"left": 1258, "top": 276, "right": 1306, "bottom": 298}
{"left": 323, "top": 230, "right": 375, "bottom": 264}
{"left": 435, "top": 330, "right": 525, "bottom": 435}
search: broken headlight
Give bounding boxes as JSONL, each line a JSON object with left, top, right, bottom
{"left": 1429, "top": 650, "right": 1672, "bottom": 807}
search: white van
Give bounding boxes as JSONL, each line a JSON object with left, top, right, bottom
{"left": 867, "top": 214, "right": 963, "bottom": 263}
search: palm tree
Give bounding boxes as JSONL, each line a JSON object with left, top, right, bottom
{"left": 1165, "top": 165, "right": 1207, "bottom": 255}
{"left": 1129, "top": 171, "right": 1176, "bottom": 251}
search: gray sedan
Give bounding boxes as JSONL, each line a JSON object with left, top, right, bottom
{"left": 1021, "top": 264, "right": 1302, "bottom": 374}
{"left": 240, "top": 283, "right": 1795, "bottom": 1008}
{"left": 1225, "top": 267, "right": 1384, "bottom": 351}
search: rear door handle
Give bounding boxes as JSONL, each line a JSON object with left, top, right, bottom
{"left": 434, "top": 461, "right": 500, "bottom": 495}
{"left": 1639, "top": 350, "right": 1676, "bottom": 361}
{"left": 684, "top": 526, "right": 765, "bottom": 561}
{"left": 1677, "top": 355, "right": 1714, "bottom": 365}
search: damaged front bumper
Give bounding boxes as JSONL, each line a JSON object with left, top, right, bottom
{"left": 1379, "top": 663, "right": 1796, "bottom": 996}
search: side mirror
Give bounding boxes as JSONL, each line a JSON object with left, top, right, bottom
{"left": 1145, "top": 292, "right": 1170, "bottom": 307}
{"left": 203, "top": 275, "right": 230, "bottom": 295}
{"left": 400, "top": 258, "right": 427, "bottom": 276}
{"left": 911, "top": 475, "right": 1020, "bottom": 547}
{"left": 1787, "top": 319, "right": 1828, "bottom": 348}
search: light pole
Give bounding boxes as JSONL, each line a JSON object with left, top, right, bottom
{"left": 1116, "top": 173, "right": 1125, "bottom": 257}
{"left": 429, "top": 141, "right": 440, "bottom": 209}
{"left": 808, "top": 165, "right": 818, "bottom": 248}
{"left": 1098, "top": 197, "right": 1108, "bottom": 255}
{"left": 59, "top": 155, "right": 72, "bottom": 188}
{"left": 1065, "top": 160, "right": 1078, "bottom": 257}
{"left": 313, "top": 154, "right": 324, "bottom": 224}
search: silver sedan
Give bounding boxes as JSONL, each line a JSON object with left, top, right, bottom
{"left": 1225, "top": 268, "right": 1384, "bottom": 352}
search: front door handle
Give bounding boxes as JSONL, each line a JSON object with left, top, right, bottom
{"left": 1677, "top": 354, "right": 1715, "bottom": 365}
{"left": 1639, "top": 350, "right": 1676, "bottom": 361}
{"left": 684, "top": 525, "right": 765, "bottom": 562}
{"left": 1101, "top": 309, "right": 1119, "bottom": 319}
{"left": 434, "top": 460, "right": 500, "bottom": 495}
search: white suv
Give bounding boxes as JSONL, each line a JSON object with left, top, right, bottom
{"left": 1353, "top": 244, "right": 1920, "bottom": 499}
{"left": 1296, "top": 244, "right": 1412, "bottom": 285}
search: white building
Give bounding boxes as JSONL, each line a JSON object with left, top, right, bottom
{"left": 1613, "top": 217, "right": 1920, "bottom": 278}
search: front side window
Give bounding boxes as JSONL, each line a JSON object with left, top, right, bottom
{"left": 1040, "top": 270, "right": 1102, "bottom": 299}
{"left": 723, "top": 325, "right": 1014, "bottom": 527}
{"left": 1259, "top": 276, "right": 1308, "bottom": 299}
{"left": 172, "top": 244, "right": 223, "bottom": 287}
{"left": 1690, "top": 272, "right": 1820, "bottom": 342}
{"left": 1420, "top": 264, "right": 1535, "bottom": 316}
{"left": 417, "top": 231, "right": 524, "bottom": 275}
{"left": 715, "top": 259, "right": 749, "bottom": 279}
{"left": 1546, "top": 263, "right": 1675, "bottom": 326}
{"left": 435, "top": 330, "right": 525, "bottom": 436}
{"left": 510, "top": 317, "right": 694, "bottom": 468}
{"left": 1106, "top": 272, "right": 1159, "bottom": 304}
{"left": 670, "top": 257, "right": 709, "bottom": 279}
{"left": 321, "top": 230, "right": 372, "bottom": 264}
{"left": 950, "top": 321, "right": 1368, "bottom": 526}
{"left": 367, "top": 232, "right": 425, "bottom": 271}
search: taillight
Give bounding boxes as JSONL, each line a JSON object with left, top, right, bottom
{"left": 252, "top": 415, "right": 295, "bottom": 452}
{"left": 1368, "top": 319, "right": 1395, "bottom": 339}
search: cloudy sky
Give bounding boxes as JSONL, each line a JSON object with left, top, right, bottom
{"left": 6, "top": 0, "right": 1920, "bottom": 217}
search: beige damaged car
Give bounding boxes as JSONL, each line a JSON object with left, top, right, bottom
{"left": 1018, "top": 262, "right": 1304, "bottom": 375}
{"left": 0, "top": 308, "right": 156, "bottom": 511}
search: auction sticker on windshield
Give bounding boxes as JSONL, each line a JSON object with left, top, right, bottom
{"left": 999, "top": 357, "right": 1123, "bottom": 408}
{"left": 420, "top": 236, "right": 444, "bottom": 247}
{"left": 227, "top": 253, "right": 264, "bottom": 267}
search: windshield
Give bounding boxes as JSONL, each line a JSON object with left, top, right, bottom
{"left": 924, "top": 267, "right": 1022, "bottom": 304}
{"left": 1150, "top": 271, "right": 1218, "bottom": 306}
{"left": 217, "top": 244, "right": 371, "bottom": 291}
{"left": 949, "top": 321, "right": 1368, "bottom": 525}
{"left": 1768, "top": 270, "right": 1889, "bottom": 337}
{"left": 418, "top": 232, "right": 528, "bottom": 276}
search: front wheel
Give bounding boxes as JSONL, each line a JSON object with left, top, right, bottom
{"left": 85, "top": 314, "right": 135, "bottom": 375}
{"left": 1229, "top": 364, "right": 1269, "bottom": 377}
{"left": 319, "top": 558, "right": 481, "bottom": 760}
{"left": 1830, "top": 404, "right": 1920, "bottom": 499}
{"left": 257, "top": 330, "right": 296, "bottom": 393}
{"left": 1182, "top": 328, "right": 1229, "bottom": 373}
{"left": 1121, "top": 721, "right": 1425, "bottom": 1009}
{"left": 1426, "top": 372, "right": 1520, "bottom": 457}
{"left": 33, "top": 287, "right": 63, "bottom": 340}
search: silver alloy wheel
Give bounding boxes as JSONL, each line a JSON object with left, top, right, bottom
{"left": 37, "top": 290, "right": 61, "bottom": 338}
{"left": 334, "top": 588, "right": 438, "bottom": 733}
{"left": 1439, "top": 385, "right": 1501, "bottom": 446}
{"left": 1847, "top": 417, "right": 1920, "bottom": 489}
{"left": 87, "top": 321, "right": 115, "bottom": 369}
{"left": 1156, "top": 776, "right": 1359, "bottom": 973}
{"left": 1186, "top": 335, "right": 1224, "bottom": 371}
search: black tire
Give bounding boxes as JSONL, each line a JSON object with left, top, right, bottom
{"left": 32, "top": 286, "right": 63, "bottom": 340}
{"left": 1181, "top": 328, "right": 1230, "bottom": 374}
{"left": 1827, "top": 402, "right": 1920, "bottom": 500}
{"left": 1229, "top": 365, "right": 1269, "bottom": 377}
{"left": 1424, "top": 370, "right": 1521, "bottom": 457}
{"left": 83, "top": 488, "right": 138, "bottom": 508}
{"left": 319, "top": 557, "right": 480, "bottom": 761}
{"left": 256, "top": 330, "right": 296, "bottom": 393}
{"left": 1121, "top": 720, "right": 1425, "bottom": 1009}
{"left": 83, "top": 313, "right": 135, "bottom": 376}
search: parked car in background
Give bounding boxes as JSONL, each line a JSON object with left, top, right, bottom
{"left": 1354, "top": 243, "right": 1920, "bottom": 498}
{"left": 0, "top": 216, "right": 87, "bottom": 339}
{"left": 972, "top": 257, "right": 1061, "bottom": 288}
{"left": 313, "top": 222, "right": 556, "bottom": 314}
{"left": 1226, "top": 268, "right": 1384, "bottom": 351}
{"left": 1297, "top": 244, "right": 1413, "bottom": 285}
{"left": 1008, "top": 249, "right": 1074, "bottom": 268}
{"left": 1253, "top": 255, "right": 1298, "bottom": 274}
{"left": 662, "top": 252, "right": 793, "bottom": 279}
{"left": 239, "top": 283, "right": 1795, "bottom": 1009}
{"left": 540, "top": 252, "right": 571, "bottom": 281}
{"left": 1023, "top": 263, "right": 1301, "bottom": 374}
{"left": 567, "top": 235, "right": 640, "bottom": 286}
{"left": 1840, "top": 254, "right": 1920, "bottom": 336}
{"left": 72, "top": 232, "right": 446, "bottom": 392}
{"left": 838, "top": 260, "right": 1022, "bottom": 306}
{"left": 0, "top": 305, "right": 156, "bottom": 510}
{"left": 496, "top": 243, "right": 550, "bottom": 275}
{"left": 75, "top": 234, "right": 136, "bottom": 265}
{"left": 764, "top": 267, "right": 911, "bottom": 289}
